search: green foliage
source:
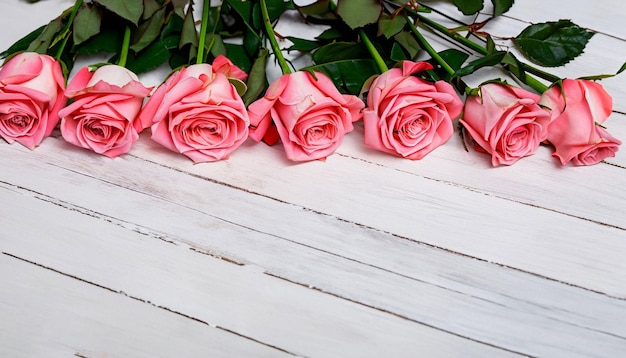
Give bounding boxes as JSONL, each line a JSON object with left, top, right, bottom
{"left": 336, "top": 0, "right": 382, "bottom": 29}
{"left": 74, "top": 25, "right": 123, "bottom": 55}
{"left": 285, "top": 37, "right": 321, "bottom": 53}
{"left": 26, "top": 16, "right": 65, "bottom": 54}
{"left": 93, "top": 0, "right": 143, "bottom": 25}
{"left": 124, "top": 37, "right": 172, "bottom": 73}
{"left": 393, "top": 31, "right": 420, "bottom": 59}
{"left": 514, "top": 19, "right": 594, "bottom": 67}
{"left": 492, "top": 0, "right": 514, "bottom": 17}
{"left": 1, "top": 25, "right": 45, "bottom": 58}
{"left": 452, "top": 51, "right": 507, "bottom": 79}
{"left": 130, "top": 6, "right": 166, "bottom": 52}
{"left": 73, "top": 5, "right": 102, "bottom": 45}
{"left": 2, "top": 0, "right": 607, "bottom": 103}
{"left": 312, "top": 42, "right": 369, "bottom": 64}
{"left": 295, "top": 0, "right": 337, "bottom": 20}
{"left": 449, "top": 0, "right": 514, "bottom": 16}
{"left": 452, "top": 0, "right": 483, "bottom": 16}
{"left": 242, "top": 48, "right": 269, "bottom": 105}
{"left": 304, "top": 59, "right": 380, "bottom": 94}
{"left": 377, "top": 13, "right": 406, "bottom": 39}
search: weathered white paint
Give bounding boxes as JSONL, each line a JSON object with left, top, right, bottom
{"left": 1, "top": 0, "right": 626, "bottom": 357}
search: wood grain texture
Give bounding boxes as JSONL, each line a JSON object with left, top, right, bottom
{"left": 0, "top": 186, "right": 523, "bottom": 357}
{"left": 1, "top": 0, "right": 626, "bottom": 357}
{"left": 0, "top": 254, "right": 292, "bottom": 358}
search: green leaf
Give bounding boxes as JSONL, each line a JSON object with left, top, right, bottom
{"left": 94, "top": 0, "right": 143, "bottom": 25}
{"left": 452, "top": 51, "right": 506, "bottom": 78}
{"left": 225, "top": 0, "right": 253, "bottom": 25}
{"left": 304, "top": 59, "right": 380, "bottom": 94}
{"left": 336, "top": 0, "right": 382, "bottom": 29}
{"left": 378, "top": 13, "right": 406, "bottom": 39}
{"left": 250, "top": 0, "right": 289, "bottom": 30}
{"left": 243, "top": 28, "right": 261, "bottom": 58}
{"left": 27, "top": 17, "right": 64, "bottom": 54}
{"left": 225, "top": 0, "right": 261, "bottom": 53}
{"left": 514, "top": 19, "right": 594, "bottom": 67}
{"left": 390, "top": 42, "right": 409, "bottom": 62}
{"left": 285, "top": 37, "right": 321, "bottom": 52}
{"left": 491, "top": 0, "right": 514, "bottom": 16}
{"left": 161, "top": 35, "right": 181, "bottom": 50}
{"left": 142, "top": 0, "right": 162, "bottom": 20}
{"left": 179, "top": 7, "right": 198, "bottom": 49}
{"left": 394, "top": 31, "right": 420, "bottom": 59}
{"left": 438, "top": 49, "right": 470, "bottom": 72}
{"left": 224, "top": 43, "right": 252, "bottom": 73}
{"left": 73, "top": 5, "right": 102, "bottom": 45}
{"left": 124, "top": 39, "right": 170, "bottom": 74}
{"left": 130, "top": 6, "right": 166, "bottom": 52}
{"left": 229, "top": 78, "right": 248, "bottom": 97}
{"left": 296, "top": 0, "right": 337, "bottom": 20}
{"left": 312, "top": 42, "right": 369, "bottom": 64}
{"left": 452, "top": 0, "right": 484, "bottom": 15}
{"left": 1, "top": 25, "right": 46, "bottom": 58}
{"left": 316, "top": 28, "right": 344, "bottom": 41}
{"left": 486, "top": 34, "right": 496, "bottom": 54}
{"left": 501, "top": 52, "right": 527, "bottom": 82}
{"left": 242, "top": 47, "right": 268, "bottom": 106}
{"left": 74, "top": 26, "right": 123, "bottom": 55}
{"left": 207, "top": 33, "right": 227, "bottom": 57}
{"left": 266, "top": 0, "right": 290, "bottom": 22}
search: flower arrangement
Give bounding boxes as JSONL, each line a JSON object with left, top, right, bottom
{"left": 1, "top": 0, "right": 624, "bottom": 166}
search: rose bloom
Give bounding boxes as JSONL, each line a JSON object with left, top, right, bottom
{"left": 0, "top": 52, "right": 66, "bottom": 149}
{"left": 363, "top": 61, "right": 463, "bottom": 160}
{"left": 58, "top": 64, "right": 151, "bottom": 158}
{"left": 540, "top": 79, "right": 620, "bottom": 166}
{"left": 460, "top": 82, "right": 552, "bottom": 166}
{"left": 248, "top": 70, "right": 364, "bottom": 161}
{"left": 136, "top": 56, "right": 250, "bottom": 163}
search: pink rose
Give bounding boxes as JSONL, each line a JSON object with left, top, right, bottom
{"left": 137, "top": 61, "right": 250, "bottom": 163}
{"left": 540, "top": 79, "right": 620, "bottom": 166}
{"left": 248, "top": 71, "right": 364, "bottom": 161}
{"left": 58, "top": 65, "right": 151, "bottom": 158}
{"left": 460, "top": 82, "right": 552, "bottom": 166}
{"left": 363, "top": 61, "right": 463, "bottom": 160}
{"left": 0, "top": 52, "right": 66, "bottom": 149}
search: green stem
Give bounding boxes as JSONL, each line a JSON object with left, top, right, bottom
{"left": 197, "top": 0, "right": 211, "bottom": 64}
{"left": 520, "top": 63, "right": 560, "bottom": 84}
{"left": 406, "top": 17, "right": 455, "bottom": 76}
{"left": 520, "top": 73, "right": 549, "bottom": 92}
{"left": 260, "top": 0, "right": 291, "bottom": 74}
{"left": 55, "top": 0, "right": 84, "bottom": 60}
{"left": 359, "top": 30, "right": 388, "bottom": 73}
{"left": 399, "top": 4, "right": 561, "bottom": 87}
{"left": 414, "top": 11, "right": 487, "bottom": 55}
{"left": 118, "top": 26, "right": 131, "bottom": 67}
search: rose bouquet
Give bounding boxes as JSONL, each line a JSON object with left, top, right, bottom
{"left": 1, "top": 0, "right": 623, "bottom": 166}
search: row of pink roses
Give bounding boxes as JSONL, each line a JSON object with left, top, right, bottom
{"left": 0, "top": 52, "right": 620, "bottom": 166}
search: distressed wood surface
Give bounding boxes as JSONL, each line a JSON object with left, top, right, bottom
{"left": 1, "top": 0, "right": 626, "bottom": 357}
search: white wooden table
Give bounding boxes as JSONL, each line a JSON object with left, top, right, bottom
{"left": 1, "top": 0, "right": 625, "bottom": 356}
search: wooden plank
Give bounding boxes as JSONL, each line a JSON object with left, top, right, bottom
{"left": 0, "top": 187, "right": 521, "bottom": 357}
{"left": 5, "top": 135, "right": 626, "bottom": 297}
{"left": 0, "top": 254, "right": 292, "bottom": 358}
{"left": 2, "top": 140, "right": 626, "bottom": 356}
{"left": 120, "top": 133, "right": 626, "bottom": 296}
{"left": 337, "top": 113, "right": 626, "bottom": 226}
